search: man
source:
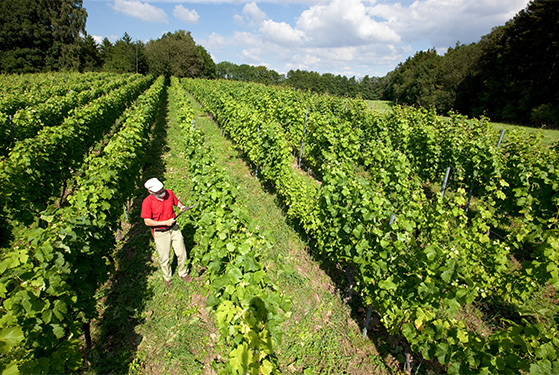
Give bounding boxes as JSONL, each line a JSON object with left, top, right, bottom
{"left": 141, "top": 177, "right": 192, "bottom": 286}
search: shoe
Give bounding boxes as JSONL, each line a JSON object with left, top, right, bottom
{"left": 164, "top": 280, "right": 172, "bottom": 287}
{"left": 182, "top": 275, "right": 193, "bottom": 283}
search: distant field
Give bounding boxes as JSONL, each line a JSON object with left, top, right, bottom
{"left": 366, "top": 100, "right": 559, "bottom": 146}
{"left": 492, "top": 121, "right": 559, "bottom": 147}
{"left": 367, "top": 99, "right": 393, "bottom": 113}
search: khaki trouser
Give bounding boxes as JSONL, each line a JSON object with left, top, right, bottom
{"left": 153, "top": 224, "right": 188, "bottom": 282}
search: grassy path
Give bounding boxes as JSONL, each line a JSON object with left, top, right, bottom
{"left": 85, "top": 86, "right": 214, "bottom": 375}
{"left": 85, "top": 84, "right": 402, "bottom": 374}
{"left": 182, "top": 91, "right": 397, "bottom": 373}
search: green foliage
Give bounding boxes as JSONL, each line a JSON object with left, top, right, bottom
{"left": 215, "top": 63, "right": 389, "bottom": 101}
{"left": 0, "top": 0, "right": 86, "bottom": 73}
{"left": 0, "top": 75, "right": 165, "bottom": 373}
{"left": 470, "top": 0, "right": 559, "bottom": 127}
{"left": 102, "top": 33, "right": 147, "bottom": 74}
{"left": 0, "top": 74, "right": 153, "bottom": 224}
{"left": 45, "top": 0, "right": 88, "bottom": 71}
{"left": 79, "top": 34, "right": 103, "bottom": 71}
{"left": 217, "top": 62, "right": 284, "bottom": 85}
{"left": 384, "top": 0, "right": 559, "bottom": 128}
{"left": 197, "top": 45, "right": 217, "bottom": 79}
{"left": 184, "top": 77, "right": 559, "bottom": 374}
{"left": 0, "top": 0, "right": 52, "bottom": 73}
{"left": 0, "top": 77, "right": 164, "bottom": 373}
{"left": 385, "top": 49, "right": 442, "bottom": 108}
{"left": 4, "top": 73, "right": 137, "bottom": 152}
{"left": 171, "top": 77, "right": 289, "bottom": 374}
{"left": 0, "top": 72, "right": 131, "bottom": 156}
{"left": 284, "top": 69, "right": 387, "bottom": 100}
{"left": 145, "top": 31, "right": 215, "bottom": 78}
{"left": 530, "top": 104, "right": 559, "bottom": 127}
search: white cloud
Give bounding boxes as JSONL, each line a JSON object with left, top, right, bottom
{"left": 233, "top": 2, "right": 268, "bottom": 27}
{"left": 233, "top": 13, "right": 244, "bottom": 25}
{"left": 173, "top": 4, "right": 199, "bottom": 24}
{"left": 137, "top": 0, "right": 322, "bottom": 4}
{"left": 111, "top": 0, "right": 167, "bottom": 23}
{"left": 231, "top": 31, "right": 262, "bottom": 45}
{"left": 301, "top": 53, "right": 321, "bottom": 66}
{"left": 370, "top": 0, "right": 529, "bottom": 48}
{"left": 200, "top": 0, "right": 531, "bottom": 77}
{"left": 241, "top": 48, "right": 265, "bottom": 64}
{"left": 207, "top": 32, "right": 228, "bottom": 49}
{"left": 91, "top": 34, "right": 119, "bottom": 44}
{"left": 260, "top": 20, "right": 305, "bottom": 45}
{"left": 239, "top": 0, "right": 402, "bottom": 50}
{"left": 296, "top": 0, "right": 400, "bottom": 47}
{"left": 205, "top": 31, "right": 261, "bottom": 50}
{"left": 92, "top": 35, "right": 104, "bottom": 44}
{"left": 242, "top": 2, "right": 267, "bottom": 25}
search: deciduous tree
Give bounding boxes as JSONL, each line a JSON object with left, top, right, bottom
{"left": 145, "top": 30, "right": 212, "bottom": 78}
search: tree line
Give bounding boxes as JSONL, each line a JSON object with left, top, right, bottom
{"left": 384, "top": 0, "right": 559, "bottom": 128}
{"left": 1, "top": 0, "right": 556, "bottom": 127}
{"left": 215, "top": 62, "right": 387, "bottom": 100}
{"left": 217, "top": 0, "right": 558, "bottom": 128}
{"left": 0, "top": 0, "right": 216, "bottom": 79}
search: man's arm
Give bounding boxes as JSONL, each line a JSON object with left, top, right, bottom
{"left": 144, "top": 218, "right": 175, "bottom": 227}
{"left": 177, "top": 200, "right": 187, "bottom": 211}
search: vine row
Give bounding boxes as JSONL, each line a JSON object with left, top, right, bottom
{"left": 171, "top": 77, "right": 289, "bottom": 375}
{"left": 183, "top": 78, "right": 558, "bottom": 374}
{"left": 0, "top": 76, "right": 165, "bottom": 375}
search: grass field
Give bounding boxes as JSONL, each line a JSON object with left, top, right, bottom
{"left": 367, "top": 100, "right": 559, "bottom": 146}
{"left": 367, "top": 100, "right": 393, "bottom": 113}
{"left": 492, "top": 121, "right": 559, "bottom": 147}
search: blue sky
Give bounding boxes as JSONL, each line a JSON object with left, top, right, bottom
{"left": 83, "top": 0, "right": 531, "bottom": 78}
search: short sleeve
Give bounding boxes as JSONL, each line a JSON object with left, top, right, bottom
{"left": 140, "top": 197, "right": 152, "bottom": 219}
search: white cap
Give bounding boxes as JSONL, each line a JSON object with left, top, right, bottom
{"left": 144, "top": 178, "right": 164, "bottom": 192}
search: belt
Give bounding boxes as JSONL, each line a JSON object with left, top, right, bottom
{"left": 154, "top": 225, "right": 176, "bottom": 232}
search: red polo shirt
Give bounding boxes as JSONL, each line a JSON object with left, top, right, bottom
{"left": 141, "top": 189, "right": 178, "bottom": 231}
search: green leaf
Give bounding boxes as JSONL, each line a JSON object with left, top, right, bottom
{"left": 229, "top": 342, "right": 251, "bottom": 372}
{"left": 53, "top": 300, "right": 67, "bottom": 321}
{"left": 2, "top": 361, "right": 19, "bottom": 375}
{"left": 436, "top": 342, "right": 450, "bottom": 364}
{"left": 239, "top": 242, "right": 251, "bottom": 255}
{"left": 535, "top": 342, "right": 557, "bottom": 360}
{"left": 227, "top": 267, "right": 243, "bottom": 284}
{"left": 51, "top": 324, "right": 65, "bottom": 339}
{"left": 447, "top": 362, "right": 461, "bottom": 375}
{"left": 251, "top": 270, "right": 267, "bottom": 285}
{"left": 530, "top": 360, "right": 553, "bottom": 375}
{"left": 42, "top": 309, "right": 53, "bottom": 324}
{"left": 441, "top": 267, "right": 454, "bottom": 283}
{"left": 206, "top": 293, "right": 218, "bottom": 308}
{"left": 456, "top": 329, "right": 469, "bottom": 344}
{"left": 0, "top": 327, "right": 24, "bottom": 354}
{"left": 378, "top": 277, "right": 396, "bottom": 291}
{"left": 445, "top": 298, "right": 461, "bottom": 313}
{"left": 261, "top": 359, "right": 274, "bottom": 375}
{"left": 425, "top": 245, "right": 437, "bottom": 262}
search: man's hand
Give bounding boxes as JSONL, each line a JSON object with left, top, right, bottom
{"left": 144, "top": 218, "right": 176, "bottom": 228}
